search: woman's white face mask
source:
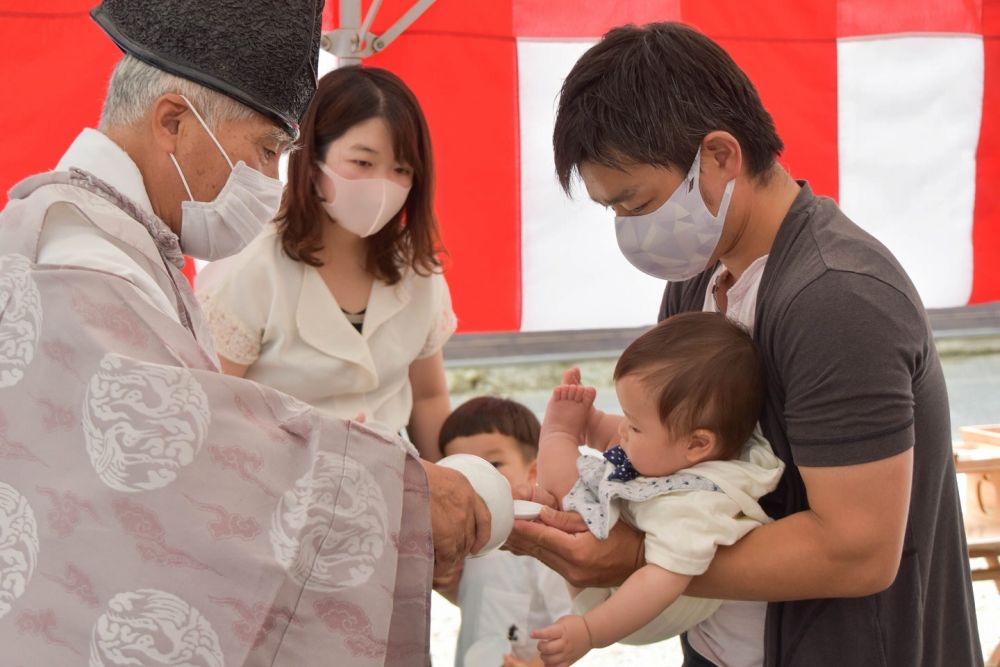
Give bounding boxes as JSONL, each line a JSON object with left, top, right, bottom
{"left": 168, "top": 95, "right": 284, "bottom": 261}
{"left": 316, "top": 162, "right": 410, "bottom": 238}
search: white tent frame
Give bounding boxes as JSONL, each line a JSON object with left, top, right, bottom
{"left": 320, "top": 0, "right": 436, "bottom": 64}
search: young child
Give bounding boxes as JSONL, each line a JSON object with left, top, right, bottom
{"left": 439, "top": 397, "right": 572, "bottom": 667}
{"left": 531, "top": 312, "right": 784, "bottom": 666}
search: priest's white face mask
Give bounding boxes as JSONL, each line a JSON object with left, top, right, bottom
{"left": 167, "top": 95, "right": 284, "bottom": 261}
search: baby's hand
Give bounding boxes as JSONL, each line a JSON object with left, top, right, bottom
{"left": 531, "top": 614, "right": 592, "bottom": 667}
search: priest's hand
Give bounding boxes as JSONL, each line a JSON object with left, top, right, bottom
{"left": 422, "top": 460, "right": 491, "bottom": 578}
{"left": 432, "top": 559, "right": 464, "bottom": 605}
{"left": 505, "top": 484, "right": 644, "bottom": 588}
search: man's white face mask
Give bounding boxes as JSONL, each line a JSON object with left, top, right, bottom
{"left": 614, "top": 150, "right": 734, "bottom": 282}
{"left": 167, "top": 95, "right": 283, "bottom": 261}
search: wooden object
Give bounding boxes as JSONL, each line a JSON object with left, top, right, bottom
{"left": 954, "top": 425, "right": 1000, "bottom": 667}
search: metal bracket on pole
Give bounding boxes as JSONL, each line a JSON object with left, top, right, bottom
{"left": 320, "top": 0, "right": 436, "bottom": 64}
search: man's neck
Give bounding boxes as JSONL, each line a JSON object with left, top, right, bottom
{"left": 719, "top": 167, "right": 801, "bottom": 281}
{"left": 104, "top": 125, "right": 184, "bottom": 235}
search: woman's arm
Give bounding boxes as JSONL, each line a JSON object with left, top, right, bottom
{"left": 218, "top": 355, "right": 250, "bottom": 378}
{"left": 408, "top": 351, "right": 450, "bottom": 461}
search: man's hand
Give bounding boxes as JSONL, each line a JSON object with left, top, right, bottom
{"left": 432, "top": 559, "right": 463, "bottom": 605}
{"left": 422, "top": 461, "right": 491, "bottom": 578}
{"left": 504, "top": 506, "right": 644, "bottom": 588}
{"left": 532, "top": 614, "right": 592, "bottom": 667}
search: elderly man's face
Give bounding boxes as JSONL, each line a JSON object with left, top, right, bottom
{"left": 173, "top": 111, "right": 288, "bottom": 199}
{"left": 144, "top": 94, "right": 291, "bottom": 233}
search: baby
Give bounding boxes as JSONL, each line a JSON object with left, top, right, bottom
{"left": 531, "top": 312, "right": 784, "bottom": 666}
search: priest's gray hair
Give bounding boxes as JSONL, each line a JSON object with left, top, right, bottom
{"left": 99, "top": 55, "right": 260, "bottom": 131}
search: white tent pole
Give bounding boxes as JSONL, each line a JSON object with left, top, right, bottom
{"left": 320, "top": 0, "right": 435, "bottom": 63}
{"left": 368, "top": 0, "right": 434, "bottom": 53}
{"left": 358, "top": 0, "right": 384, "bottom": 45}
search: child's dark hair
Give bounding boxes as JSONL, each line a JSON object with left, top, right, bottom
{"left": 614, "top": 312, "right": 764, "bottom": 459}
{"left": 439, "top": 397, "right": 541, "bottom": 462}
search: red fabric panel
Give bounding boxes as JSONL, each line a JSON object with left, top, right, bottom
{"left": 972, "top": 1, "right": 1000, "bottom": 303}
{"left": 365, "top": 30, "right": 522, "bottom": 333}
{"left": 0, "top": 6, "right": 121, "bottom": 205}
{"left": 361, "top": 0, "right": 512, "bottom": 37}
{"left": 838, "top": 0, "right": 982, "bottom": 37}
{"left": 323, "top": 1, "right": 336, "bottom": 31}
{"left": 681, "top": 1, "right": 839, "bottom": 199}
{"left": 180, "top": 257, "right": 197, "bottom": 284}
{"left": 512, "top": 0, "right": 680, "bottom": 38}
{"left": 0, "top": 1, "right": 94, "bottom": 13}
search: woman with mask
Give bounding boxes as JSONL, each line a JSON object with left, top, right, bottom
{"left": 198, "top": 66, "right": 454, "bottom": 461}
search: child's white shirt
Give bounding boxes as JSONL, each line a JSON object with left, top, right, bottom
{"left": 455, "top": 550, "right": 571, "bottom": 665}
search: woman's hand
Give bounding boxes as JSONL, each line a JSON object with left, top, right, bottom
{"left": 504, "top": 504, "right": 644, "bottom": 589}
{"left": 422, "top": 461, "right": 491, "bottom": 578}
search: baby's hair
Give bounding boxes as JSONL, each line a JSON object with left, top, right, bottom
{"left": 614, "top": 312, "right": 764, "bottom": 459}
{"left": 439, "top": 396, "right": 541, "bottom": 462}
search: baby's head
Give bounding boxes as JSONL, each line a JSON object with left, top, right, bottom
{"left": 439, "top": 396, "right": 541, "bottom": 488}
{"left": 613, "top": 312, "right": 764, "bottom": 477}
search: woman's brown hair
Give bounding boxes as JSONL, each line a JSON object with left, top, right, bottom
{"left": 276, "top": 66, "right": 441, "bottom": 284}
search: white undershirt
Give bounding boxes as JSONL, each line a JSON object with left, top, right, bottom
{"left": 687, "top": 254, "right": 769, "bottom": 667}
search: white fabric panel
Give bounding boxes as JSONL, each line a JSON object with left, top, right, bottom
{"left": 838, "top": 35, "right": 983, "bottom": 308}
{"left": 518, "top": 40, "right": 666, "bottom": 332}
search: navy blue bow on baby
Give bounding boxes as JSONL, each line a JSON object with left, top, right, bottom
{"left": 604, "top": 445, "right": 639, "bottom": 482}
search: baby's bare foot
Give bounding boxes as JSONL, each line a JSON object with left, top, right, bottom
{"left": 541, "top": 383, "right": 597, "bottom": 443}
{"left": 562, "top": 367, "right": 582, "bottom": 386}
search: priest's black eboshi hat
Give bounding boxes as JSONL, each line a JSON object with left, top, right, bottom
{"left": 91, "top": 0, "right": 324, "bottom": 139}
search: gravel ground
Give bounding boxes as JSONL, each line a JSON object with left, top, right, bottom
{"left": 433, "top": 351, "right": 1000, "bottom": 665}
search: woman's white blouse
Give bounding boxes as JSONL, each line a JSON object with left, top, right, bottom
{"left": 196, "top": 226, "right": 457, "bottom": 434}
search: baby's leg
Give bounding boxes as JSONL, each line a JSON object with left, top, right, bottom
{"left": 538, "top": 384, "right": 596, "bottom": 505}
{"left": 562, "top": 366, "right": 623, "bottom": 452}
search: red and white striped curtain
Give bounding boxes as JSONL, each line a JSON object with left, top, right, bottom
{"left": 3, "top": 0, "right": 999, "bottom": 333}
